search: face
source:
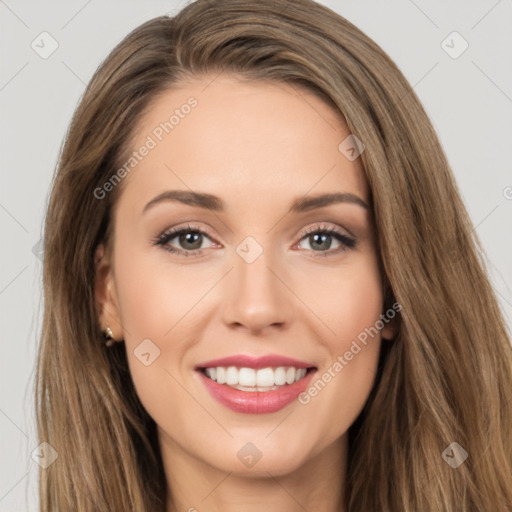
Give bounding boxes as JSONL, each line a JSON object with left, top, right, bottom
{"left": 95, "top": 74, "right": 394, "bottom": 478}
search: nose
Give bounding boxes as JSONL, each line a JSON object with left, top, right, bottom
{"left": 221, "top": 245, "right": 294, "bottom": 335}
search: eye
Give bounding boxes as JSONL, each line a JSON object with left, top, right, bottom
{"left": 152, "top": 223, "right": 356, "bottom": 258}
{"left": 153, "top": 224, "right": 216, "bottom": 257}
{"left": 295, "top": 224, "right": 356, "bottom": 257}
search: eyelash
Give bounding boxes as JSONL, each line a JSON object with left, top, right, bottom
{"left": 152, "top": 223, "right": 356, "bottom": 258}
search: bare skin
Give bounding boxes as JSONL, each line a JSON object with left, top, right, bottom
{"left": 95, "top": 74, "right": 395, "bottom": 512}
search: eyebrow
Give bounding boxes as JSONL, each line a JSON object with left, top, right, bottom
{"left": 142, "top": 190, "right": 369, "bottom": 214}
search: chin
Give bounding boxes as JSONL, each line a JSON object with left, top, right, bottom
{"left": 194, "top": 434, "right": 315, "bottom": 478}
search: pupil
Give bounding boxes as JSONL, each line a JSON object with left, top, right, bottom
{"left": 311, "top": 233, "right": 331, "bottom": 250}
{"left": 180, "top": 232, "right": 202, "bottom": 250}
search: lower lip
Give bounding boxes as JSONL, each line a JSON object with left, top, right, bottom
{"left": 198, "top": 370, "right": 316, "bottom": 414}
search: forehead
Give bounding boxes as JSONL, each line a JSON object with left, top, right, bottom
{"left": 116, "top": 74, "right": 368, "bottom": 216}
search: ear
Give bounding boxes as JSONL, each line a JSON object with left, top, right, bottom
{"left": 94, "top": 243, "right": 124, "bottom": 341}
{"left": 380, "top": 285, "right": 400, "bottom": 341}
{"left": 381, "top": 317, "right": 398, "bottom": 341}
{"left": 380, "top": 301, "right": 401, "bottom": 340}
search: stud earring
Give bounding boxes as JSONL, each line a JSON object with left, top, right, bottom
{"left": 104, "top": 325, "right": 115, "bottom": 347}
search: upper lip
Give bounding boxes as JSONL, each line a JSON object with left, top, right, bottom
{"left": 195, "top": 354, "right": 316, "bottom": 370}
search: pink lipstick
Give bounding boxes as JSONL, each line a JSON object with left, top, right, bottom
{"left": 195, "top": 354, "right": 317, "bottom": 414}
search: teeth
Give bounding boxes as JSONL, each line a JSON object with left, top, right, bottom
{"left": 257, "top": 367, "right": 275, "bottom": 387}
{"left": 296, "top": 368, "right": 307, "bottom": 382}
{"left": 239, "top": 367, "right": 256, "bottom": 386}
{"left": 226, "top": 366, "right": 238, "bottom": 385}
{"left": 216, "top": 367, "right": 226, "bottom": 384}
{"left": 205, "top": 367, "right": 216, "bottom": 381}
{"left": 275, "top": 367, "right": 286, "bottom": 386}
{"left": 202, "top": 366, "right": 309, "bottom": 388}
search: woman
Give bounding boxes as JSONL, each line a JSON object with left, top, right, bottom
{"left": 35, "top": 0, "right": 512, "bottom": 510}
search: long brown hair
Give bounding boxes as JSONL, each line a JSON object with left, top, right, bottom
{"left": 35, "top": 0, "right": 512, "bottom": 510}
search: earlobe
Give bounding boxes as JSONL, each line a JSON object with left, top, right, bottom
{"left": 381, "top": 316, "right": 398, "bottom": 341}
{"left": 381, "top": 323, "right": 395, "bottom": 341}
{"left": 94, "top": 244, "right": 123, "bottom": 341}
{"left": 381, "top": 290, "right": 400, "bottom": 341}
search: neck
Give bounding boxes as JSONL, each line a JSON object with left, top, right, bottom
{"left": 160, "top": 430, "right": 347, "bottom": 512}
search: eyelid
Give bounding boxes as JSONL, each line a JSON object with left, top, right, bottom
{"left": 293, "top": 223, "right": 356, "bottom": 256}
{"left": 297, "top": 223, "right": 353, "bottom": 241}
{"left": 154, "top": 223, "right": 219, "bottom": 251}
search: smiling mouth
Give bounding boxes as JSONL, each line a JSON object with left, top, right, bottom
{"left": 198, "top": 366, "right": 316, "bottom": 392}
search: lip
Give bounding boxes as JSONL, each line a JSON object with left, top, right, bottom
{"left": 198, "top": 369, "right": 316, "bottom": 414}
{"left": 196, "top": 355, "right": 317, "bottom": 414}
{"left": 195, "top": 354, "right": 315, "bottom": 370}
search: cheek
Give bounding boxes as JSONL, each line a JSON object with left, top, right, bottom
{"left": 111, "top": 245, "right": 189, "bottom": 414}
{"left": 293, "top": 251, "right": 384, "bottom": 438}
{"left": 113, "top": 243, "right": 197, "bottom": 342}
{"left": 294, "top": 247, "right": 384, "bottom": 346}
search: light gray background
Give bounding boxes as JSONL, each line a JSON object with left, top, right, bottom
{"left": 1, "top": 0, "right": 511, "bottom": 510}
